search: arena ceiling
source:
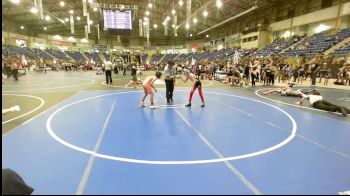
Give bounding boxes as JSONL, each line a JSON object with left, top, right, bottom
{"left": 2, "top": 0, "right": 285, "bottom": 39}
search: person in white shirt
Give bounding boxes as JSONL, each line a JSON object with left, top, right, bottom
{"left": 296, "top": 90, "right": 349, "bottom": 116}
{"left": 104, "top": 61, "right": 113, "bottom": 84}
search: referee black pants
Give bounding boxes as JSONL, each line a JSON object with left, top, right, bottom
{"left": 165, "top": 79, "right": 174, "bottom": 101}
{"left": 105, "top": 70, "right": 112, "bottom": 84}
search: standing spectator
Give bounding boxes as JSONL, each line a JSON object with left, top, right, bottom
{"left": 310, "top": 60, "right": 321, "bottom": 86}
{"left": 11, "top": 60, "right": 20, "bottom": 81}
{"left": 164, "top": 60, "right": 177, "bottom": 104}
{"left": 123, "top": 62, "right": 128, "bottom": 75}
{"left": 104, "top": 60, "right": 113, "bottom": 85}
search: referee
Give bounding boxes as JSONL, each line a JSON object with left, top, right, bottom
{"left": 104, "top": 60, "right": 113, "bottom": 84}
{"left": 164, "top": 60, "right": 177, "bottom": 104}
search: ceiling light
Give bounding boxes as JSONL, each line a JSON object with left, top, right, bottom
{"left": 60, "top": 1, "right": 65, "bottom": 7}
{"left": 153, "top": 24, "right": 157, "bottom": 29}
{"left": 143, "top": 21, "right": 147, "bottom": 25}
{"left": 69, "top": 10, "right": 74, "bottom": 14}
{"left": 175, "top": 33, "right": 178, "bottom": 37}
{"left": 68, "top": 36, "right": 76, "bottom": 41}
{"left": 88, "top": 0, "right": 93, "bottom": 3}
{"left": 11, "top": 0, "right": 20, "bottom": 4}
{"left": 216, "top": 0, "right": 222, "bottom": 8}
{"left": 193, "top": 18, "right": 198, "bottom": 24}
{"left": 45, "top": 15, "right": 51, "bottom": 21}
{"left": 162, "top": 21, "right": 166, "bottom": 26}
{"left": 185, "top": 23, "right": 189, "bottom": 29}
{"left": 93, "top": 7, "right": 97, "bottom": 12}
{"left": 172, "top": 24, "right": 175, "bottom": 28}
{"left": 171, "top": 9, "right": 176, "bottom": 15}
{"left": 44, "top": 27, "right": 47, "bottom": 30}
{"left": 179, "top": 0, "right": 183, "bottom": 7}
{"left": 148, "top": 3, "right": 152, "bottom": 8}
{"left": 77, "top": 16, "right": 81, "bottom": 21}
{"left": 65, "top": 18, "right": 69, "bottom": 22}
{"left": 89, "top": 20, "right": 93, "bottom": 24}
{"left": 54, "top": 35, "right": 62, "bottom": 40}
{"left": 145, "top": 11, "right": 150, "bottom": 16}
{"left": 203, "top": 10, "right": 208, "bottom": 17}
{"left": 206, "top": 34, "right": 209, "bottom": 38}
{"left": 59, "top": 19, "right": 65, "bottom": 23}
{"left": 120, "top": 5, "right": 125, "bottom": 10}
{"left": 190, "top": 33, "right": 192, "bottom": 37}
{"left": 144, "top": 17, "right": 148, "bottom": 21}
{"left": 166, "top": 16, "right": 170, "bottom": 21}
{"left": 30, "top": 7, "right": 38, "bottom": 13}
{"left": 20, "top": 26, "right": 24, "bottom": 29}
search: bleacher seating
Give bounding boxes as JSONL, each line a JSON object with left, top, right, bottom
{"left": 84, "top": 52, "right": 101, "bottom": 62}
{"left": 142, "top": 54, "right": 148, "bottom": 63}
{"left": 161, "top": 53, "right": 178, "bottom": 64}
{"left": 102, "top": 52, "right": 110, "bottom": 61}
{"left": 46, "top": 49, "right": 70, "bottom": 61}
{"left": 281, "top": 28, "right": 350, "bottom": 57}
{"left": 331, "top": 41, "right": 350, "bottom": 56}
{"left": 33, "top": 48, "right": 53, "bottom": 60}
{"left": 256, "top": 35, "right": 301, "bottom": 57}
{"left": 3, "top": 45, "right": 37, "bottom": 59}
{"left": 150, "top": 54, "right": 164, "bottom": 64}
{"left": 65, "top": 51, "right": 85, "bottom": 61}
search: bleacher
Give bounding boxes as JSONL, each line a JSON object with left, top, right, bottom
{"left": 3, "top": 45, "right": 37, "bottom": 59}
{"left": 84, "top": 52, "right": 101, "bottom": 62}
{"left": 65, "top": 51, "right": 85, "bottom": 61}
{"left": 161, "top": 53, "right": 178, "bottom": 64}
{"left": 142, "top": 54, "right": 148, "bottom": 63}
{"left": 150, "top": 54, "right": 164, "bottom": 64}
{"left": 46, "top": 49, "right": 70, "bottom": 61}
{"left": 33, "top": 48, "right": 53, "bottom": 61}
{"left": 331, "top": 41, "right": 350, "bottom": 56}
{"left": 102, "top": 52, "right": 110, "bottom": 61}
{"left": 256, "top": 35, "right": 301, "bottom": 57}
{"left": 281, "top": 28, "right": 350, "bottom": 57}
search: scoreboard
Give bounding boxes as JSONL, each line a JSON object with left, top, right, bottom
{"left": 103, "top": 10, "right": 132, "bottom": 30}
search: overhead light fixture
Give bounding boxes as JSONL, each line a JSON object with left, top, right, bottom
{"left": 68, "top": 36, "right": 76, "bottom": 42}
{"left": 59, "top": 19, "right": 65, "bottom": 23}
{"left": 206, "top": 34, "right": 209, "bottom": 38}
{"left": 166, "top": 16, "right": 171, "bottom": 21}
{"left": 179, "top": 0, "right": 183, "bottom": 7}
{"left": 171, "top": 9, "right": 176, "bottom": 15}
{"left": 172, "top": 24, "right": 175, "bottom": 28}
{"left": 203, "top": 10, "right": 208, "bottom": 17}
{"left": 89, "top": 20, "right": 93, "bottom": 24}
{"left": 65, "top": 18, "right": 69, "bottom": 22}
{"left": 145, "top": 11, "right": 150, "bottom": 16}
{"left": 59, "top": 1, "right": 65, "bottom": 7}
{"left": 93, "top": 7, "right": 98, "bottom": 12}
{"left": 30, "top": 7, "right": 38, "bottom": 13}
{"left": 81, "top": 38, "right": 88, "bottom": 43}
{"left": 45, "top": 15, "right": 51, "bottom": 21}
{"left": 162, "top": 21, "right": 166, "bottom": 26}
{"left": 88, "top": 0, "right": 93, "bottom": 3}
{"left": 11, "top": 0, "right": 20, "bottom": 4}
{"left": 190, "top": 33, "right": 192, "bottom": 37}
{"left": 69, "top": 10, "right": 74, "bottom": 14}
{"left": 20, "top": 26, "right": 24, "bottom": 29}
{"left": 54, "top": 35, "right": 62, "bottom": 40}
{"left": 120, "top": 5, "right": 125, "bottom": 10}
{"left": 77, "top": 16, "right": 81, "bottom": 21}
{"left": 143, "top": 21, "right": 147, "bottom": 25}
{"left": 185, "top": 23, "right": 189, "bottom": 29}
{"left": 216, "top": 0, "right": 222, "bottom": 8}
{"left": 148, "top": 3, "right": 152, "bottom": 8}
{"left": 44, "top": 27, "right": 47, "bottom": 30}
{"left": 144, "top": 16, "right": 148, "bottom": 21}
{"left": 193, "top": 18, "right": 198, "bottom": 24}
{"left": 153, "top": 24, "right": 158, "bottom": 29}
{"left": 175, "top": 33, "right": 178, "bottom": 37}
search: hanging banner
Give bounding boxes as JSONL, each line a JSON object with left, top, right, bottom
{"left": 174, "top": 15, "right": 177, "bottom": 35}
{"left": 38, "top": 0, "right": 43, "bottom": 19}
{"left": 85, "top": 25, "right": 88, "bottom": 39}
{"left": 139, "top": 19, "right": 143, "bottom": 37}
{"left": 82, "top": 0, "right": 87, "bottom": 16}
{"left": 87, "top": 13, "right": 91, "bottom": 33}
{"left": 96, "top": 24, "right": 100, "bottom": 39}
{"left": 70, "top": 15, "right": 75, "bottom": 34}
